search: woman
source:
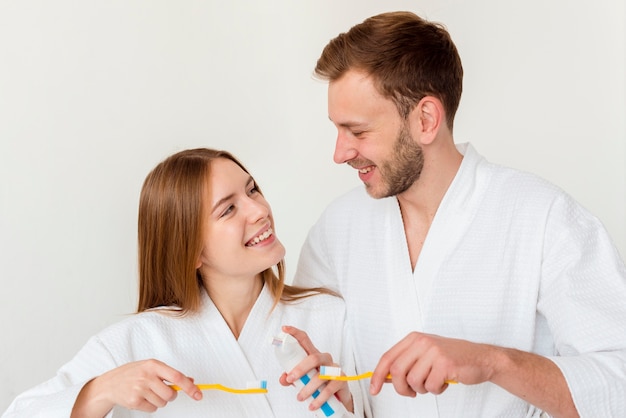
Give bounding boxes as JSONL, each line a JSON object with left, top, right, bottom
{"left": 3, "top": 148, "right": 361, "bottom": 417}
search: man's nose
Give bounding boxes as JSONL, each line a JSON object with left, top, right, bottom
{"left": 333, "top": 131, "right": 358, "bottom": 164}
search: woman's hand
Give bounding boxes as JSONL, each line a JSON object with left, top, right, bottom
{"left": 278, "top": 325, "right": 353, "bottom": 413}
{"left": 71, "top": 359, "right": 202, "bottom": 417}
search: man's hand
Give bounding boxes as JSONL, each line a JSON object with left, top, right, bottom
{"left": 370, "top": 332, "right": 494, "bottom": 396}
{"left": 369, "top": 331, "right": 579, "bottom": 417}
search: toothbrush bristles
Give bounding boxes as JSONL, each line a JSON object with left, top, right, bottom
{"left": 247, "top": 380, "right": 267, "bottom": 389}
{"left": 319, "top": 366, "right": 342, "bottom": 376}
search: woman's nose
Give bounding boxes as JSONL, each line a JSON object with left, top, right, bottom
{"left": 246, "top": 197, "right": 270, "bottom": 223}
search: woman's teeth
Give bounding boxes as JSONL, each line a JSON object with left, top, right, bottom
{"left": 247, "top": 228, "right": 273, "bottom": 246}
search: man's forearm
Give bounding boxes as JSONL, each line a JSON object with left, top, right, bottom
{"left": 489, "top": 346, "right": 579, "bottom": 418}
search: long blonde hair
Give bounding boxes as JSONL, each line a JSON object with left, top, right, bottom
{"left": 137, "top": 148, "right": 334, "bottom": 315}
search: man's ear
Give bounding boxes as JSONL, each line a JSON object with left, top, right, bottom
{"left": 410, "top": 96, "right": 444, "bottom": 145}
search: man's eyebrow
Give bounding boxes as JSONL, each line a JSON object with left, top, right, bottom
{"left": 329, "top": 116, "right": 367, "bottom": 128}
{"left": 210, "top": 176, "right": 254, "bottom": 215}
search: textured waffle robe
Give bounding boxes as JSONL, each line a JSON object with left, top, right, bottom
{"left": 294, "top": 143, "right": 626, "bottom": 417}
{"left": 3, "top": 285, "right": 363, "bottom": 418}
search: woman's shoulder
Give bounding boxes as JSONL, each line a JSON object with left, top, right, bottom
{"left": 280, "top": 291, "right": 346, "bottom": 315}
{"left": 95, "top": 308, "right": 198, "bottom": 341}
{"left": 277, "top": 293, "right": 347, "bottom": 349}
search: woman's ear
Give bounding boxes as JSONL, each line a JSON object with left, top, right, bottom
{"left": 410, "top": 96, "right": 444, "bottom": 145}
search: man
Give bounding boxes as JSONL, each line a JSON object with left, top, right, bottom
{"left": 294, "top": 11, "right": 626, "bottom": 417}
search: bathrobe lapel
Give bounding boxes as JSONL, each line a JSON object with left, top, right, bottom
{"left": 385, "top": 144, "right": 487, "bottom": 417}
{"left": 200, "top": 289, "right": 275, "bottom": 417}
{"left": 387, "top": 201, "right": 425, "bottom": 334}
{"left": 413, "top": 143, "right": 488, "bottom": 326}
{"left": 236, "top": 286, "right": 282, "bottom": 386}
{"left": 381, "top": 201, "right": 441, "bottom": 417}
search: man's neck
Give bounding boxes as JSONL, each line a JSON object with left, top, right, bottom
{"left": 397, "top": 141, "right": 463, "bottom": 269}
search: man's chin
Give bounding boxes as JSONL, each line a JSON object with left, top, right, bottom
{"left": 364, "top": 183, "right": 391, "bottom": 199}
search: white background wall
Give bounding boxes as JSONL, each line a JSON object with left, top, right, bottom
{"left": 1, "top": 0, "right": 624, "bottom": 412}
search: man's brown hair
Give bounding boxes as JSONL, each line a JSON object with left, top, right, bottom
{"left": 315, "top": 11, "right": 463, "bottom": 130}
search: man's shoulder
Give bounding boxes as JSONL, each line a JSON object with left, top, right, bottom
{"left": 483, "top": 160, "right": 567, "bottom": 202}
{"left": 467, "top": 143, "right": 566, "bottom": 199}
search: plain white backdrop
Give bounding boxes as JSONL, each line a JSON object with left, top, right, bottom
{"left": 1, "top": 0, "right": 624, "bottom": 412}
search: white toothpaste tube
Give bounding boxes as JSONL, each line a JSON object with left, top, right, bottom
{"left": 272, "top": 332, "right": 350, "bottom": 417}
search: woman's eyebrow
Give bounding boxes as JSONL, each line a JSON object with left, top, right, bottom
{"left": 211, "top": 176, "right": 254, "bottom": 214}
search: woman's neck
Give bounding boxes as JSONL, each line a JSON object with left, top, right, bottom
{"left": 203, "top": 275, "right": 264, "bottom": 339}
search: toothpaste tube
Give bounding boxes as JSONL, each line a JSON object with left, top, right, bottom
{"left": 272, "top": 332, "right": 350, "bottom": 417}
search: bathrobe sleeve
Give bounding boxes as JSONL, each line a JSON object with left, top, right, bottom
{"left": 2, "top": 335, "right": 118, "bottom": 418}
{"left": 539, "top": 192, "right": 626, "bottom": 417}
{"left": 295, "top": 218, "right": 337, "bottom": 292}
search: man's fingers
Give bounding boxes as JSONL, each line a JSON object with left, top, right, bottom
{"left": 370, "top": 334, "right": 422, "bottom": 396}
{"left": 370, "top": 345, "right": 399, "bottom": 394}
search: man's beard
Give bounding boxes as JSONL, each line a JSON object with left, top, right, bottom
{"left": 373, "top": 123, "right": 424, "bottom": 198}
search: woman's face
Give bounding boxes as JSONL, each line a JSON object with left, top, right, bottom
{"left": 197, "top": 158, "right": 285, "bottom": 282}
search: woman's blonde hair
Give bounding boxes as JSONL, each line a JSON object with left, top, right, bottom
{"left": 137, "top": 148, "right": 334, "bottom": 315}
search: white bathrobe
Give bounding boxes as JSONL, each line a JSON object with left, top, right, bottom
{"left": 3, "top": 286, "right": 362, "bottom": 418}
{"left": 294, "top": 143, "right": 626, "bottom": 417}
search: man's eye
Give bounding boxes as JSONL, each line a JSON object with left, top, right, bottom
{"left": 352, "top": 131, "right": 364, "bottom": 137}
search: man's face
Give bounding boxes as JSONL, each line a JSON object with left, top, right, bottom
{"left": 328, "top": 70, "right": 423, "bottom": 199}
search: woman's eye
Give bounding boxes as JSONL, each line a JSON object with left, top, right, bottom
{"left": 248, "top": 185, "right": 259, "bottom": 195}
{"left": 220, "top": 205, "right": 234, "bottom": 218}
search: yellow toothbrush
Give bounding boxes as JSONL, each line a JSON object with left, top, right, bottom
{"left": 170, "top": 380, "right": 268, "bottom": 394}
{"left": 319, "top": 367, "right": 457, "bottom": 385}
